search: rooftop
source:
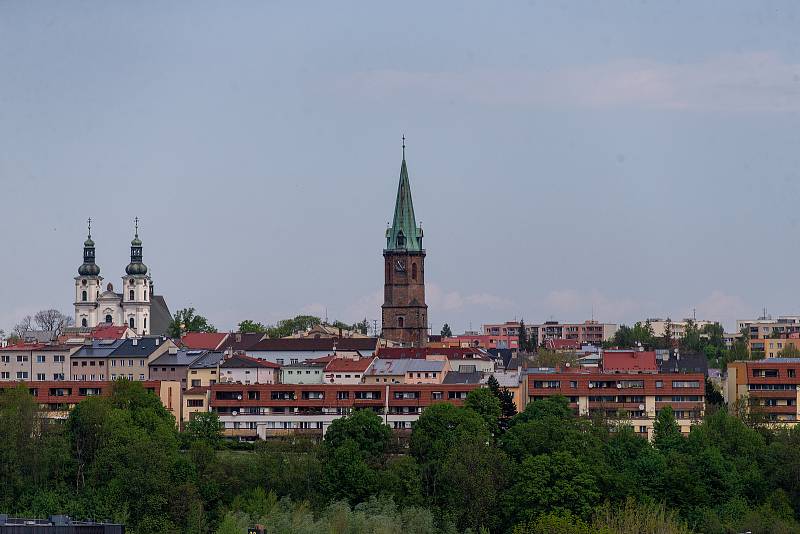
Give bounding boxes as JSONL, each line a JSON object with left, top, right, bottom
{"left": 324, "top": 357, "right": 375, "bottom": 373}
{"left": 181, "top": 332, "right": 229, "bottom": 350}
{"left": 219, "top": 353, "right": 280, "bottom": 369}
{"left": 367, "top": 358, "right": 446, "bottom": 375}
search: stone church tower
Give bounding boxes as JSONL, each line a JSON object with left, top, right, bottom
{"left": 381, "top": 143, "right": 428, "bottom": 346}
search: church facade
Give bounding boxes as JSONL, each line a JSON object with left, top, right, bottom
{"left": 74, "top": 220, "right": 171, "bottom": 336}
{"left": 381, "top": 146, "right": 428, "bottom": 347}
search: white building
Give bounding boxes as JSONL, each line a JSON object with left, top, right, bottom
{"left": 74, "top": 219, "right": 171, "bottom": 336}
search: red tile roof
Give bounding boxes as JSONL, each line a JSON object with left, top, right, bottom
{"left": 0, "top": 342, "right": 48, "bottom": 351}
{"left": 324, "top": 357, "right": 375, "bottom": 373}
{"left": 92, "top": 325, "right": 129, "bottom": 340}
{"left": 182, "top": 332, "right": 229, "bottom": 350}
{"left": 602, "top": 350, "right": 658, "bottom": 373}
{"left": 184, "top": 386, "right": 210, "bottom": 395}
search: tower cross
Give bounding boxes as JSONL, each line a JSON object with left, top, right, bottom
{"left": 87, "top": 217, "right": 92, "bottom": 238}
{"left": 402, "top": 135, "right": 405, "bottom": 159}
{"left": 134, "top": 217, "right": 139, "bottom": 237}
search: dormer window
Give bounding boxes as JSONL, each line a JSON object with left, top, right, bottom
{"left": 396, "top": 231, "right": 405, "bottom": 248}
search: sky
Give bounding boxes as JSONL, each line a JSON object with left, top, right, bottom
{"left": 2, "top": 1, "right": 800, "bottom": 335}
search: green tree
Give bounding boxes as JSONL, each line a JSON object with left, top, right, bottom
{"left": 185, "top": 412, "right": 223, "bottom": 448}
{"left": 237, "top": 320, "right": 266, "bottom": 333}
{"left": 518, "top": 319, "right": 530, "bottom": 352}
{"left": 653, "top": 406, "right": 683, "bottom": 452}
{"left": 266, "top": 315, "right": 321, "bottom": 338}
{"left": 487, "top": 375, "right": 517, "bottom": 428}
{"left": 168, "top": 308, "right": 217, "bottom": 337}
{"left": 681, "top": 319, "right": 702, "bottom": 352}
{"left": 324, "top": 409, "right": 392, "bottom": 458}
{"left": 705, "top": 379, "right": 724, "bottom": 407}
{"left": 464, "top": 387, "right": 502, "bottom": 437}
{"left": 440, "top": 323, "right": 452, "bottom": 337}
{"left": 778, "top": 344, "right": 800, "bottom": 358}
{"left": 663, "top": 317, "right": 674, "bottom": 349}
{"left": 509, "top": 451, "right": 600, "bottom": 523}
{"left": 410, "top": 404, "right": 489, "bottom": 500}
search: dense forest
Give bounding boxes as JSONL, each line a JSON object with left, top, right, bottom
{"left": 2, "top": 380, "right": 800, "bottom": 533}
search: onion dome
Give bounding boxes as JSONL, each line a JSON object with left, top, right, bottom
{"left": 125, "top": 217, "right": 148, "bottom": 275}
{"left": 78, "top": 218, "right": 100, "bottom": 276}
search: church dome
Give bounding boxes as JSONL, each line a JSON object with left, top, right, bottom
{"left": 78, "top": 262, "right": 100, "bottom": 276}
{"left": 84, "top": 237, "right": 95, "bottom": 247}
{"left": 125, "top": 261, "right": 148, "bottom": 275}
{"left": 131, "top": 236, "right": 142, "bottom": 247}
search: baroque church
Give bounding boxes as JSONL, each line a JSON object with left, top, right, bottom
{"left": 74, "top": 219, "right": 171, "bottom": 336}
{"left": 381, "top": 143, "right": 428, "bottom": 347}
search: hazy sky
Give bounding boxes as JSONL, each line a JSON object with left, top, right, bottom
{"left": 2, "top": 1, "right": 800, "bottom": 334}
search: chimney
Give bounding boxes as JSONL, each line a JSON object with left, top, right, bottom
{"left": 168, "top": 346, "right": 178, "bottom": 355}
{"left": 132, "top": 338, "right": 138, "bottom": 346}
{"left": 155, "top": 337, "right": 160, "bottom": 346}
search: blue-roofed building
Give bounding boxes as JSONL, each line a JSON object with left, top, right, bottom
{"left": 70, "top": 337, "right": 175, "bottom": 381}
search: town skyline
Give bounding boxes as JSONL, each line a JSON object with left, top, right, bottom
{"left": 3, "top": 2, "right": 800, "bottom": 334}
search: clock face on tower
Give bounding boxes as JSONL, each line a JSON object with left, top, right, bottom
{"left": 395, "top": 259, "right": 406, "bottom": 273}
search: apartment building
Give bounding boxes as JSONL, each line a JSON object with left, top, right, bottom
{"left": 70, "top": 337, "right": 174, "bottom": 382}
{"left": 0, "top": 379, "right": 181, "bottom": 423}
{"left": 279, "top": 359, "right": 324, "bottom": 385}
{"left": 0, "top": 343, "right": 77, "bottom": 382}
{"left": 738, "top": 316, "right": 800, "bottom": 340}
{"left": 647, "top": 319, "right": 715, "bottom": 339}
{"left": 209, "top": 382, "right": 480, "bottom": 439}
{"left": 482, "top": 320, "right": 618, "bottom": 346}
{"left": 149, "top": 347, "right": 210, "bottom": 389}
{"left": 323, "top": 357, "right": 375, "bottom": 384}
{"left": 748, "top": 336, "right": 800, "bottom": 358}
{"left": 726, "top": 359, "right": 800, "bottom": 423}
{"left": 524, "top": 370, "right": 704, "bottom": 439}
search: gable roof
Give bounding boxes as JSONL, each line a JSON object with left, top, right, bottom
{"left": 91, "top": 325, "right": 130, "bottom": 340}
{"left": 220, "top": 353, "right": 280, "bottom": 369}
{"left": 443, "top": 371, "right": 484, "bottom": 384}
{"left": 110, "top": 337, "right": 169, "bottom": 357}
{"left": 150, "top": 349, "right": 208, "bottom": 367}
{"left": 218, "top": 332, "right": 266, "bottom": 352}
{"left": 72, "top": 339, "right": 127, "bottom": 358}
{"left": 324, "top": 357, "right": 375, "bottom": 373}
{"left": 189, "top": 351, "right": 226, "bottom": 369}
{"left": 181, "top": 332, "right": 229, "bottom": 350}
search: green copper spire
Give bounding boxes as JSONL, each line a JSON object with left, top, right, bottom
{"left": 385, "top": 137, "right": 423, "bottom": 252}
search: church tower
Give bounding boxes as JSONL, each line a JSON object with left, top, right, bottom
{"left": 75, "top": 218, "right": 103, "bottom": 328}
{"left": 121, "top": 218, "right": 151, "bottom": 335}
{"left": 381, "top": 141, "right": 428, "bottom": 346}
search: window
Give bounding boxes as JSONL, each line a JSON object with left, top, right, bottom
{"left": 533, "top": 380, "right": 561, "bottom": 389}
{"left": 447, "top": 391, "right": 468, "bottom": 400}
{"left": 1, "top": 372, "right": 8, "bottom": 379}
{"left": 129, "top": 290, "right": 135, "bottom": 301}
{"left": 276, "top": 359, "right": 284, "bottom": 365}
{"left": 398, "top": 316, "right": 405, "bottom": 328}
{"left": 672, "top": 381, "right": 700, "bottom": 388}
{"left": 412, "top": 262, "right": 418, "bottom": 280}
{"left": 105, "top": 314, "right": 113, "bottom": 323}
{"left": 191, "top": 380, "right": 201, "bottom": 387}
{"left": 0, "top": 356, "right": 7, "bottom": 363}
{"left": 139, "top": 359, "right": 145, "bottom": 366}
{"left": 36, "top": 373, "right": 45, "bottom": 381}
{"left": 355, "top": 391, "right": 381, "bottom": 400}
{"left": 36, "top": 355, "right": 46, "bottom": 363}
{"left": 143, "top": 317, "right": 147, "bottom": 329}
{"left": 655, "top": 380, "right": 663, "bottom": 388}
{"left": 54, "top": 355, "right": 64, "bottom": 363}
{"left": 16, "top": 372, "right": 28, "bottom": 379}
{"left": 17, "top": 355, "right": 28, "bottom": 362}
{"left": 302, "top": 391, "right": 324, "bottom": 400}
{"left": 128, "top": 360, "right": 134, "bottom": 367}
{"left": 187, "top": 399, "right": 204, "bottom": 407}
{"left": 432, "top": 391, "right": 443, "bottom": 400}
{"left": 129, "top": 317, "right": 135, "bottom": 328}
{"left": 81, "top": 318, "right": 88, "bottom": 327}
{"left": 139, "top": 374, "right": 144, "bottom": 380}
{"left": 337, "top": 391, "right": 349, "bottom": 400}
{"left": 569, "top": 381, "right": 578, "bottom": 388}
{"left": 789, "top": 369, "right": 796, "bottom": 378}
{"left": 53, "top": 373, "right": 64, "bottom": 380}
